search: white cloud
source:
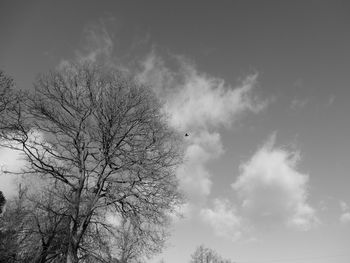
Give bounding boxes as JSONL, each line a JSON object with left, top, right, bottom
{"left": 340, "top": 212, "right": 350, "bottom": 224}
{"left": 138, "top": 53, "right": 266, "bottom": 132}
{"left": 164, "top": 68, "right": 263, "bottom": 132}
{"left": 137, "top": 52, "right": 267, "bottom": 207}
{"left": 176, "top": 131, "right": 223, "bottom": 204}
{"left": 339, "top": 201, "right": 350, "bottom": 224}
{"left": 339, "top": 200, "right": 348, "bottom": 211}
{"left": 200, "top": 198, "right": 242, "bottom": 240}
{"left": 232, "top": 135, "right": 319, "bottom": 231}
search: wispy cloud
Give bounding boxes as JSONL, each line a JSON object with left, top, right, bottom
{"left": 290, "top": 98, "right": 308, "bottom": 110}
{"left": 176, "top": 131, "right": 223, "bottom": 204}
{"left": 200, "top": 198, "right": 243, "bottom": 241}
{"left": 340, "top": 213, "right": 350, "bottom": 224}
{"left": 76, "top": 23, "right": 114, "bottom": 64}
{"left": 327, "top": 94, "right": 336, "bottom": 107}
{"left": 339, "top": 201, "right": 350, "bottom": 224}
{"left": 58, "top": 19, "right": 129, "bottom": 72}
{"left": 232, "top": 134, "right": 319, "bottom": 231}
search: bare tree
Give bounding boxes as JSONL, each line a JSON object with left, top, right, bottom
{"left": 0, "top": 184, "right": 68, "bottom": 263}
{"left": 0, "top": 71, "right": 22, "bottom": 133}
{"left": 110, "top": 215, "right": 168, "bottom": 263}
{"left": 0, "top": 70, "right": 14, "bottom": 113}
{"left": 27, "top": 183, "right": 70, "bottom": 263}
{"left": 2, "top": 63, "right": 183, "bottom": 263}
{"left": 0, "top": 71, "right": 15, "bottom": 218}
{"left": 0, "top": 186, "right": 35, "bottom": 263}
{"left": 190, "top": 245, "right": 235, "bottom": 263}
{"left": 1, "top": 178, "right": 119, "bottom": 263}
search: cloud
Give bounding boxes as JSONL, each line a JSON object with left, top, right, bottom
{"left": 0, "top": 130, "right": 58, "bottom": 198}
{"left": 137, "top": 52, "right": 267, "bottom": 209}
{"left": 57, "top": 23, "right": 114, "bottom": 70}
{"left": 76, "top": 23, "right": 114, "bottom": 64}
{"left": 138, "top": 53, "right": 266, "bottom": 132}
{"left": 232, "top": 134, "right": 319, "bottom": 231}
{"left": 327, "top": 95, "right": 336, "bottom": 107}
{"left": 136, "top": 51, "right": 175, "bottom": 98}
{"left": 339, "top": 201, "right": 350, "bottom": 224}
{"left": 290, "top": 98, "right": 308, "bottom": 110}
{"left": 58, "top": 19, "right": 130, "bottom": 72}
{"left": 200, "top": 198, "right": 243, "bottom": 240}
{"left": 0, "top": 146, "right": 24, "bottom": 198}
{"left": 176, "top": 131, "right": 223, "bottom": 204}
{"left": 340, "top": 212, "right": 350, "bottom": 224}
{"left": 340, "top": 200, "right": 348, "bottom": 211}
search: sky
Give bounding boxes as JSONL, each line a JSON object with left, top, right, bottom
{"left": 1, "top": 1, "right": 350, "bottom": 262}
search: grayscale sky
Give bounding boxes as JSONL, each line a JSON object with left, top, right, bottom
{"left": 1, "top": 1, "right": 350, "bottom": 262}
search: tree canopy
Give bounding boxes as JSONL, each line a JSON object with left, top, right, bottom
{"left": 0, "top": 64, "right": 183, "bottom": 263}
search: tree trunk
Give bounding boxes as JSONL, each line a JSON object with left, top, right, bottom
{"left": 66, "top": 189, "right": 81, "bottom": 263}
{"left": 66, "top": 240, "right": 79, "bottom": 263}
